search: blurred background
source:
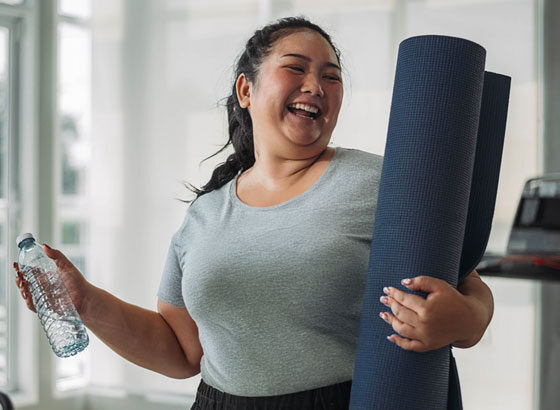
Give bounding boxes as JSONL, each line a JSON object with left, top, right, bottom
{"left": 0, "top": 0, "right": 557, "bottom": 409}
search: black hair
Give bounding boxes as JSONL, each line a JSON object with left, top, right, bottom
{"left": 178, "top": 16, "right": 342, "bottom": 204}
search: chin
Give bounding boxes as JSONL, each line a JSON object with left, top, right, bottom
{"left": 290, "top": 136, "right": 324, "bottom": 147}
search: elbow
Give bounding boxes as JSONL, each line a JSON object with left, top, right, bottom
{"left": 166, "top": 362, "right": 201, "bottom": 379}
{"left": 186, "top": 363, "right": 201, "bottom": 379}
{"left": 487, "top": 286, "right": 495, "bottom": 325}
{"left": 166, "top": 366, "right": 200, "bottom": 379}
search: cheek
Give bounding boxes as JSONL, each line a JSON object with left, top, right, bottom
{"left": 327, "top": 88, "right": 344, "bottom": 119}
{"left": 258, "top": 75, "right": 288, "bottom": 105}
{"left": 333, "top": 85, "right": 344, "bottom": 105}
{"left": 268, "top": 75, "right": 298, "bottom": 114}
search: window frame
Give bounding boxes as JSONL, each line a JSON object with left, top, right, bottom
{"left": 0, "top": 0, "right": 92, "bottom": 404}
{"left": 0, "top": 0, "right": 40, "bottom": 406}
{"left": 0, "top": 5, "right": 25, "bottom": 394}
{"left": 53, "top": 1, "right": 92, "bottom": 394}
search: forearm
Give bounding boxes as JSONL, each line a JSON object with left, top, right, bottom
{"left": 81, "top": 283, "right": 195, "bottom": 378}
{"left": 452, "top": 271, "right": 494, "bottom": 348}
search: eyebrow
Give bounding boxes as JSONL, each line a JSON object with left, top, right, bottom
{"left": 280, "top": 53, "right": 341, "bottom": 71}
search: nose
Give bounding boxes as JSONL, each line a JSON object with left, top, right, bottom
{"left": 301, "top": 73, "right": 324, "bottom": 98}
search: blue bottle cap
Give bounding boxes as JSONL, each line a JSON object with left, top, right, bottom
{"left": 16, "top": 233, "right": 35, "bottom": 247}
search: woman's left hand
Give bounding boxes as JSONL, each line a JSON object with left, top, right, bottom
{"left": 379, "top": 275, "right": 483, "bottom": 352}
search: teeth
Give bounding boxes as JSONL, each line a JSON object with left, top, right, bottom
{"left": 288, "top": 103, "right": 319, "bottom": 114}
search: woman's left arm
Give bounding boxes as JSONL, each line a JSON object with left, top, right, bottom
{"left": 379, "top": 270, "right": 494, "bottom": 352}
{"left": 450, "top": 270, "right": 494, "bottom": 348}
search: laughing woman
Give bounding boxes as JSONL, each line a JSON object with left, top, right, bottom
{"left": 15, "top": 17, "right": 494, "bottom": 410}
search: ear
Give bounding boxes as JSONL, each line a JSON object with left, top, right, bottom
{"left": 236, "top": 73, "right": 251, "bottom": 109}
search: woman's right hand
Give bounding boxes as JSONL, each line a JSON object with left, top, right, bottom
{"left": 13, "top": 243, "right": 91, "bottom": 316}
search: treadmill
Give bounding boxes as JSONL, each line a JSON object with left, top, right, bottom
{"left": 477, "top": 174, "right": 560, "bottom": 281}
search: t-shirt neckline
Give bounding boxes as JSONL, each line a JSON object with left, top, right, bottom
{"left": 229, "top": 146, "right": 340, "bottom": 211}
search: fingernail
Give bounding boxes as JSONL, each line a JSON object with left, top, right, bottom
{"left": 379, "top": 312, "right": 388, "bottom": 322}
{"left": 402, "top": 278, "right": 412, "bottom": 285}
{"left": 380, "top": 296, "right": 388, "bottom": 304}
{"left": 383, "top": 287, "right": 391, "bottom": 294}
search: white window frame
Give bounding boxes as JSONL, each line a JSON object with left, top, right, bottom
{"left": 1, "top": 1, "right": 87, "bottom": 408}
{"left": 1, "top": 0, "right": 92, "bottom": 407}
{"left": 53, "top": 0, "right": 92, "bottom": 395}
{"left": 0, "top": 5, "right": 22, "bottom": 395}
{"left": 0, "top": 0, "right": 40, "bottom": 407}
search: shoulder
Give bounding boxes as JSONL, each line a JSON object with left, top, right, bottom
{"left": 334, "top": 146, "right": 384, "bottom": 175}
{"left": 188, "top": 176, "right": 233, "bottom": 213}
{"left": 173, "top": 181, "right": 232, "bottom": 242}
{"left": 320, "top": 147, "right": 384, "bottom": 201}
{"left": 336, "top": 146, "right": 383, "bottom": 162}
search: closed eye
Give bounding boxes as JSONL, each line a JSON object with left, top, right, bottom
{"left": 287, "top": 66, "right": 304, "bottom": 73}
{"left": 324, "top": 75, "right": 341, "bottom": 81}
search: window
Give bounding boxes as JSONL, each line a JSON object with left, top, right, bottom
{"left": 55, "top": 0, "right": 92, "bottom": 391}
{"left": 0, "top": 24, "right": 9, "bottom": 388}
{"left": 0, "top": 4, "right": 22, "bottom": 390}
{"left": 58, "top": 0, "right": 90, "bottom": 19}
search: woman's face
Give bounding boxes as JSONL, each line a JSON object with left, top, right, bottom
{"left": 237, "top": 29, "right": 344, "bottom": 158}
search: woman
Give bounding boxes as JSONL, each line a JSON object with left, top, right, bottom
{"left": 15, "top": 17, "right": 494, "bottom": 410}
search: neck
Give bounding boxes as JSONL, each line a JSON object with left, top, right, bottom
{"left": 242, "top": 146, "right": 332, "bottom": 192}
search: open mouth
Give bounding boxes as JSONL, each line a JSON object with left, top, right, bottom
{"left": 287, "top": 103, "right": 321, "bottom": 120}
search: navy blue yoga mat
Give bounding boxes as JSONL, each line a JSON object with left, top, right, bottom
{"left": 459, "top": 71, "right": 511, "bottom": 284}
{"left": 350, "top": 35, "right": 510, "bottom": 410}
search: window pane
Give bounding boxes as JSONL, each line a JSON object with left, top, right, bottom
{"left": 58, "top": 23, "right": 91, "bottom": 198}
{"left": 0, "top": 254, "right": 5, "bottom": 311}
{"left": 56, "top": 20, "right": 91, "bottom": 390}
{"left": 0, "top": 303, "right": 6, "bottom": 387}
{"left": 0, "top": 0, "right": 24, "bottom": 5}
{"left": 61, "top": 220, "right": 81, "bottom": 244}
{"left": 0, "top": 217, "right": 6, "bottom": 387}
{"left": 0, "top": 26, "right": 8, "bottom": 200}
{"left": 59, "top": 0, "right": 91, "bottom": 19}
{"left": 0, "top": 25, "right": 8, "bottom": 390}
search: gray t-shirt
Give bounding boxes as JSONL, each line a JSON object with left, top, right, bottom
{"left": 158, "top": 146, "right": 383, "bottom": 396}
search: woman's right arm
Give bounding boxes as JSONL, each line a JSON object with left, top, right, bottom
{"left": 83, "top": 285, "right": 202, "bottom": 379}
{"left": 14, "top": 244, "right": 202, "bottom": 379}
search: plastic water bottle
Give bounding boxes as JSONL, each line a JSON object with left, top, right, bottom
{"left": 16, "top": 233, "right": 89, "bottom": 358}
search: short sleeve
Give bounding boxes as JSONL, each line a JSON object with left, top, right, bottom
{"left": 157, "top": 233, "right": 186, "bottom": 308}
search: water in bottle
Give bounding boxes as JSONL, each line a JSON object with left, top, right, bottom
{"left": 16, "top": 233, "right": 89, "bottom": 358}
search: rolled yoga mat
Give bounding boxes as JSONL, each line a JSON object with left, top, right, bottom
{"left": 448, "top": 70, "right": 511, "bottom": 409}
{"left": 350, "top": 35, "right": 511, "bottom": 410}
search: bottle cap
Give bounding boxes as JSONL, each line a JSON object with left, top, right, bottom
{"left": 16, "top": 233, "right": 35, "bottom": 247}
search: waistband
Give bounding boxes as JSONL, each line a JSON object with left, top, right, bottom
{"left": 195, "top": 379, "right": 353, "bottom": 409}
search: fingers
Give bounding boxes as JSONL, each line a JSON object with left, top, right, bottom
{"left": 380, "top": 289, "right": 419, "bottom": 325}
{"left": 387, "top": 334, "right": 428, "bottom": 352}
{"left": 13, "top": 262, "right": 37, "bottom": 313}
{"left": 14, "top": 262, "right": 23, "bottom": 282}
{"left": 42, "top": 243, "right": 70, "bottom": 271}
{"left": 379, "top": 309, "right": 418, "bottom": 340}
{"left": 386, "top": 285, "right": 427, "bottom": 313}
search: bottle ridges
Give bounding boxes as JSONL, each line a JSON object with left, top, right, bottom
{"left": 23, "top": 261, "right": 89, "bottom": 358}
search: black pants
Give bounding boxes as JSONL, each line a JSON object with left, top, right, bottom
{"left": 190, "top": 379, "right": 352, "bottom": 410}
